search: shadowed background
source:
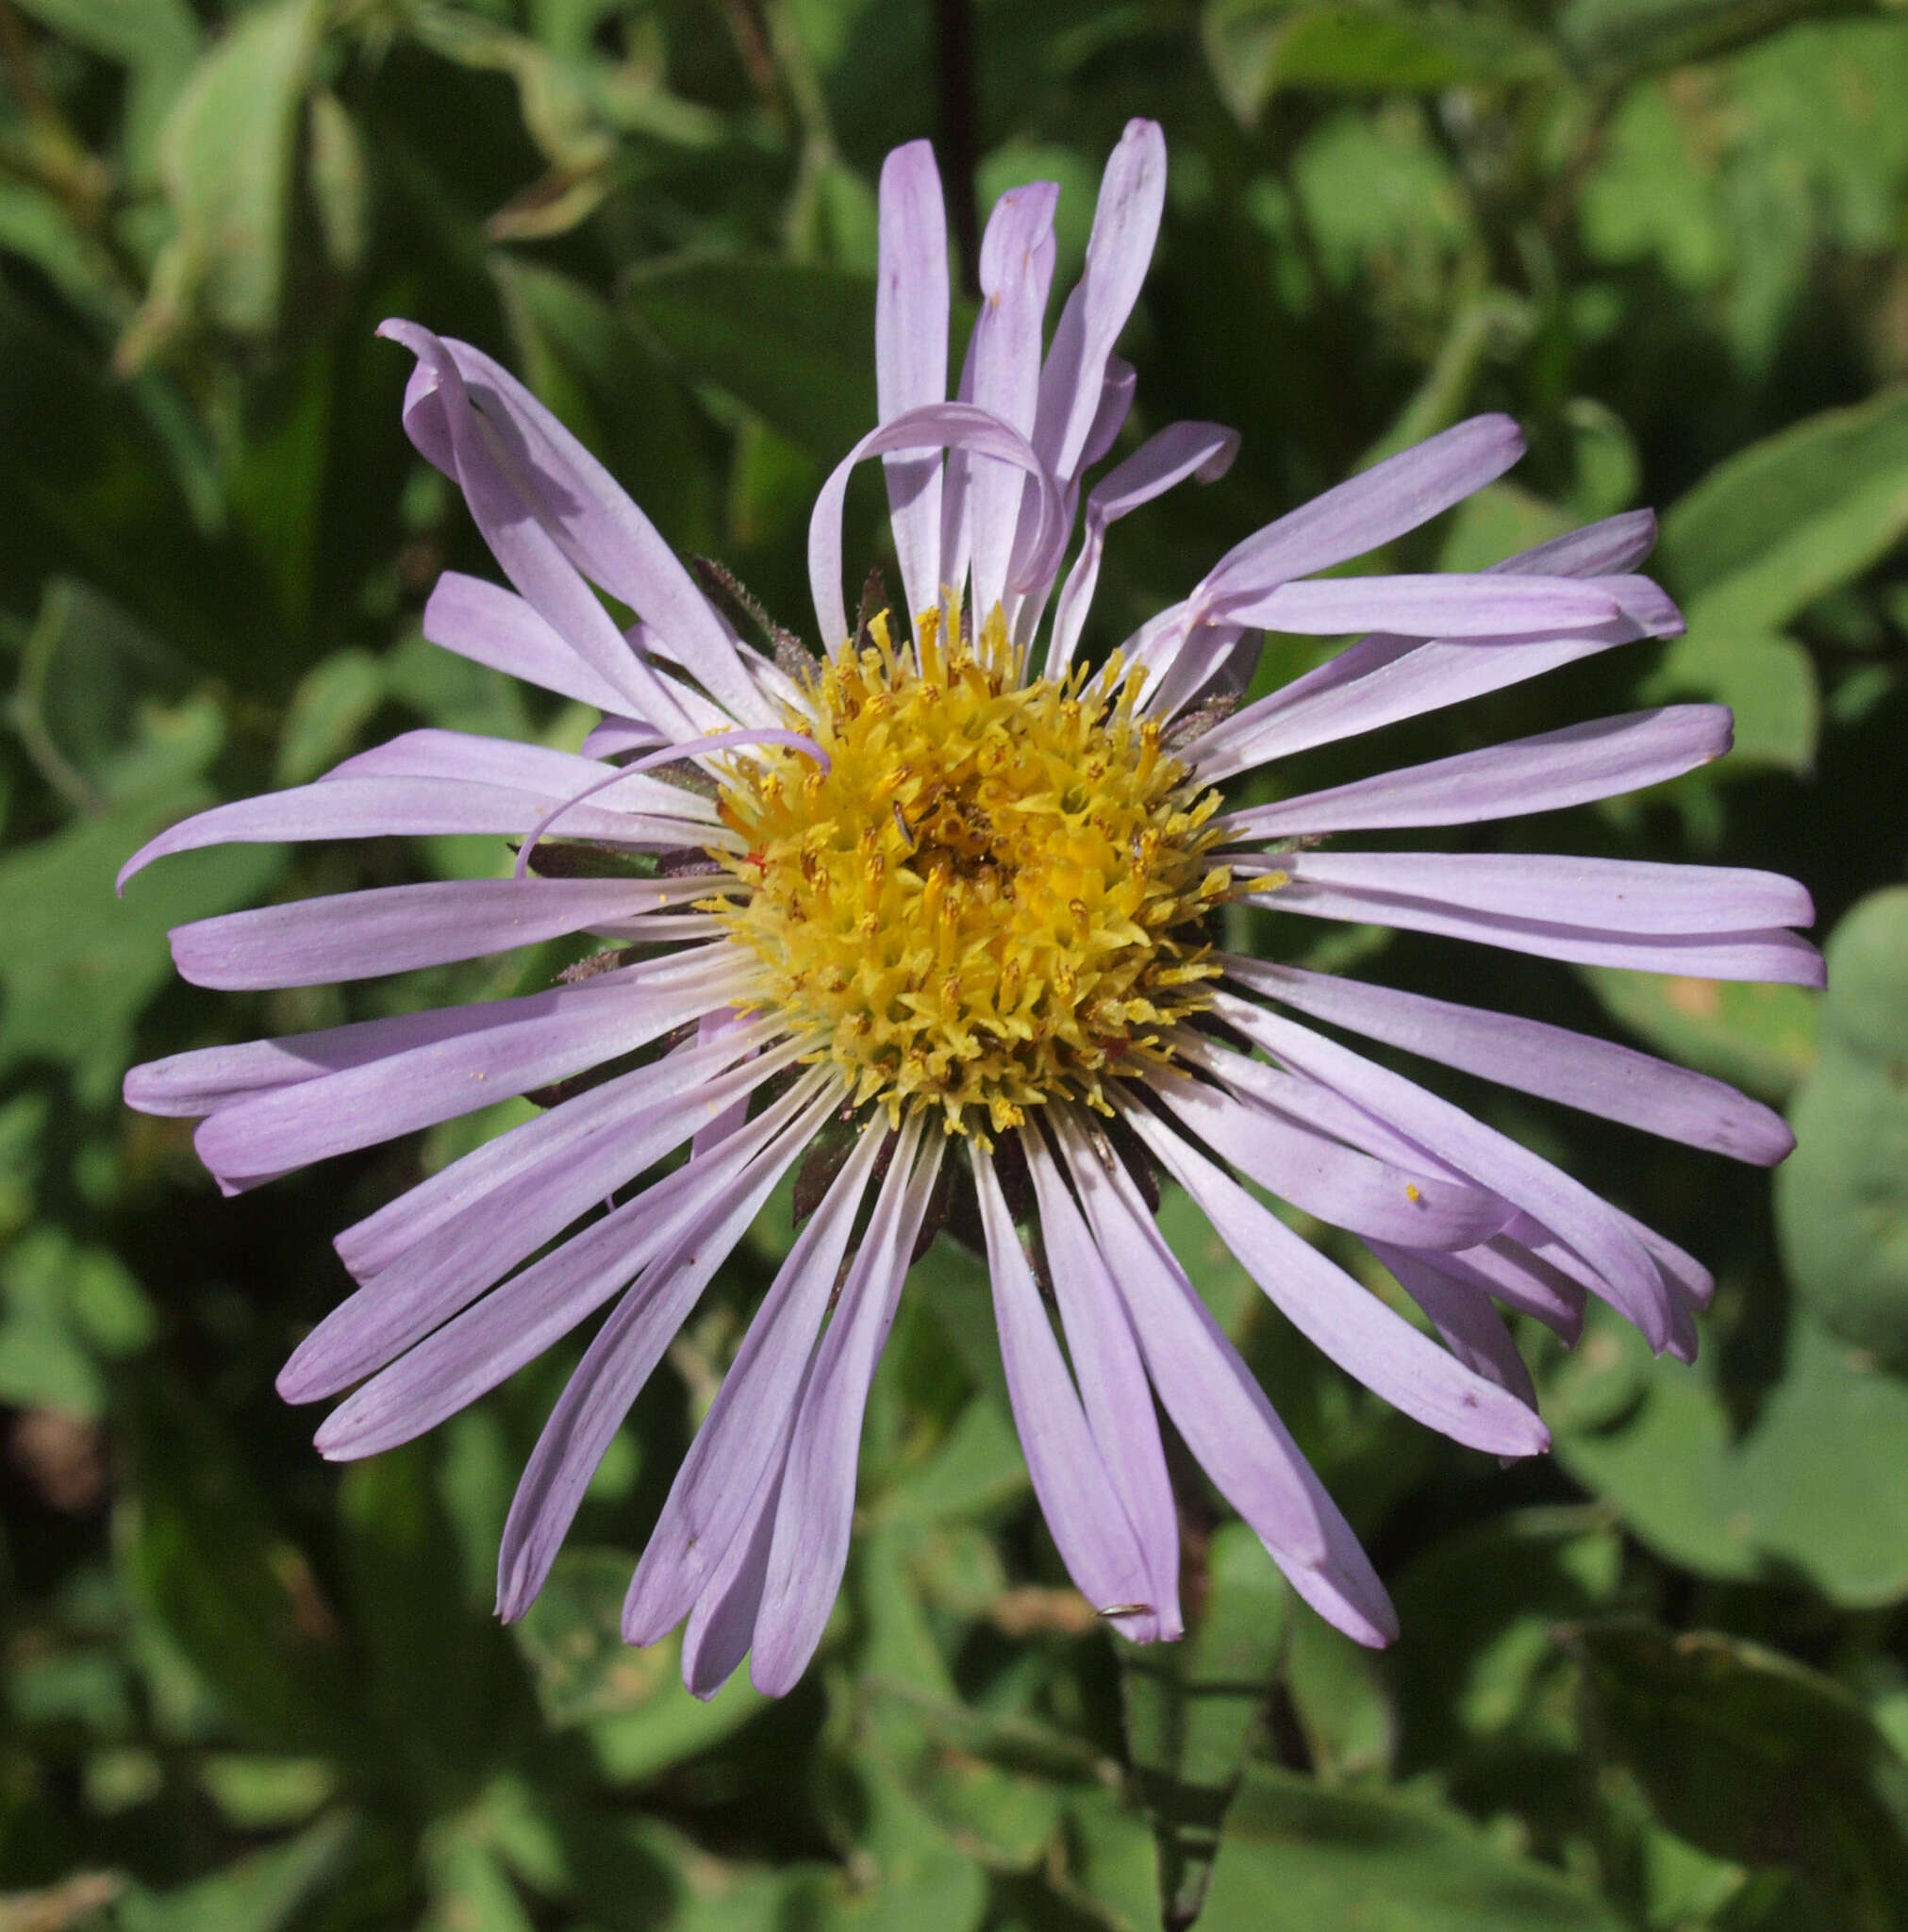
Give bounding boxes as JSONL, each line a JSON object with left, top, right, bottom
{"left": 4, "top": 1, "right": 1908, "bottom": 1927}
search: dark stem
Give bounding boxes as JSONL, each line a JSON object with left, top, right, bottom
{"left": 934, "top": 0, "right": 980, "bottom": 296}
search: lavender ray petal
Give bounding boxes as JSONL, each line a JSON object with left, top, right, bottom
{"left": 1270, "top": 849, "right": 1813, "bottom": 936}
{"left": 281, "top": 1035, "right": 800, "bottom": 1403}
{"left": 1219, "top": 573, "right": 1621, "bottom": 639}
{"left": 1052, "top": 1111, "right": 1397, "bottom": 1646}
{"left": 333, "top": 1017, "right": 772, "bottom": 1278}
{"left": 690, "top": 1007, "right": 757, "bottom": 1160}
{"left": 876, "top": 142, "right": 952, "bottom": 628}
{"left": 324, "top": 728, "right": 723, "bottom": 825}
{"left": 1198, "top": 416, "right": 1524, "bottom": 608}
{"left": 1022, "top": 1132, "right": 1183, "bottom": 1640}
{"left": 1417, "top": 1236, "right": 1586, "bottom": 1341}
{"left": 1120, "top": 1102, "right": 1548, "bottom": 1457}
{"left": 313, "top": 1072, "right": 837, "bottom": 1458}
{"left": 383, "top": 322, "right": 771, "bottom": 730}
{"left": 1147, "top": 1058, "right": 1510, "bottom": 1250}
{"left": 1228, "top": 706, "right": 1733, "bottom": 840}
{"left": 193, "top": 948, "right": 741, "bottom": 1182}
{"left": 974, "top": 1145, "right": 1161, "bottom": 1642}
{"left": 382, "top": 323, "right": 712, "bottom": 736}
{"left": 622, "top": 1124, "right": 888, "bottom": 1644}
{"left": 1212, "top": 985, "right": 1672, "bottom": 1348}
{"left": 1365, "top": 1242, "right": 1538, "bottom": 1409}
{"left": 1031, "top": 120, "right": 1167, "bottom": 489}
{"left": 970, "top": 183, "right": 1060, "bottom": 620}
{"left": 1047, "top": 422, "right": 1239, "bottom": 675}
{"left": 750, "top": 1120, "right": 945, "bottom": 1695}
{"left": 495, "top": 1151, "right": 814, "bottom": 1625}
{"left": 678, "top": 1436, "right": 794, "bottom": 1699}
{"left": 170, "top": 877, "right": 710, "bottom": 991}
{"left": 423, "top": 573, "right": 637, "bottom": 714}
{"left": 1508, "top": 508, "right": 1659, "bottom": 576}
{"left": 809, "top": 403, "right": 1063, "bottom": 653}
{"left": 1243, "top": 961, "right": 1793, "bottom": 1165}
{"left": 116, "top": 777, "right": 711, "bottom": 893}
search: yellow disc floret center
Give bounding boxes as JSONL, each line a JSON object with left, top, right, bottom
{"left": 710, "top": 607, "right": 1230, "bottom": 1140}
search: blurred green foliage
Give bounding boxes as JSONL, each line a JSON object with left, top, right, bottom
{"left": 5, "top": 0, "right": 1908, "bottom": 1925}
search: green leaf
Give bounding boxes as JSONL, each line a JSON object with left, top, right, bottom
{"left": 120, "top": 1378, "right": 357, "bottom": 1756}
{"left": 512, "top": 1547, "right": 768, "bottom": 1784}
{"left": 624, "top": 257, "right": 880, "bottom": 461}
{"left": 1640, "top": 625, "right": 1819, "bottom": 774}
{"left": 121, "top": 0, "right": 324, "bottom": 363}
{"left": 1579, "top": 967, "right": 1819, "bottom": 1104}
{"left": 1730, "top": 1318, "right": 1908, "bottom": 1607}
{"left": 1549, "top": 1304, "right": 1761, "bottom": 1582}
{"left": 1559, "top": 0, "right": 1858, "bottom": 78}
{"left": 274, "top": 647, "right": 384, "bottom": 786}
{"left": 1778, "top": 888, "right": 1908, "bottom": 1360}
{"left": 1570, "top": 1623, "right": 1908, "bottom": 1929}
{"left": 1118, "top": 1523, "right": 1289, "bottom": 1929}
{"left": 2, "top": 788, "right": 282, "bottom": 1104}
{"left": 1660, "top": 388, "right": 1908, "bottom": 635}
{"left": 1064, "top": 1767, "right": 1629, "bottom": 1930}
{"left": 115, "top": 1809, "right": 358, "bottom": 1932}
{"left": 1551, "top": 1298, "right": 1908, "bottom": 1607}
{"left": 1203, "top": 0, "right": 1550, "bottom": 124}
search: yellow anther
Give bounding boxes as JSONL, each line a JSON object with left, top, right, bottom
{"left": 711, "top": 601, "right": 1224, "bottom": 1138}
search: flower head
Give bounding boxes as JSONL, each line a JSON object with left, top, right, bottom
{"left": 121, "top": 120, "right": 1820, "bottom": 1695}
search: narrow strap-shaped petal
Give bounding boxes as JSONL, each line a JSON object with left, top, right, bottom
{"left": 281, "top": 1036, "right": 805, "bottom": 1403}
{"left": 1240, "top": 961, "right": 1793, "bottom": 1165}
{"left": 970, "top": 182, "right": 1060, "bottom": 620}
{"left": 876, "top": 142, "right": 952, "bottom": 630}
{"left": 312, "top": 1072, "right": 837, "bottom": 1459}
{"left": 383, "top": 323, "right": 713, "bottom": 736}
{"left": 1022, "top": 1132, "right": 1183, "bottom": 1639}
{"left": 1189, "top": 626, "right": 1634, "bottom": 783}
{"left": 126, "top": 960, "right": 720, "bottom": 1125}
{"left": 1214, "top": 573, "right": 1621, "bottom": 639}
{"left": 383, "top": 322, "right": 771, "bottom": 729}
{"left": 1212, "top": 985, "right": 1672, "bottom": 1349}
{"left": 192, "top": 947, "right": 741, "bottom": 1184}
{"left": 325, "top": 728, "right": 723, "bottom": 824}
{"left": 116, "top": 777, "right": 715, "bottom": 892}
{"left": 423, "top": 573, "right": 637, "bottom": 714}
{"left": 1413, "top": 1236, "right": 1584, "bottom": 1344}
{"left": 1197, "top": 415, "right": 1525, "bottom": 608}
{"left": 690, "top": 1007, "right": 757, "bottom": 1160}
{"left": 1184, "top": 494, "right": 1679, "bottom": 776}
{"left": 1047, "top": 422, "right": 1239, "bottom": 675}
{"left": 1032, "top": 120, "right": 1167, "bottom": 488}
{"left": 751, "top": 1119, "right": 944, "bottom": 1694}
{"left": 1415, "top": 1235, "right": 1585, "bottom": 1341}
{"left": 808, "top": 403, "right": 1063, "bottom": 651}
{"left": 1366, "top": 1242, "right": 1537, "bottom": 1409}
{"left": 332, "top": 1017, "right": 772, "bottom": 1277}
{"left": 677, "top": 1424, "right": 796, "bottom": 1698}
{"left": 170, "top": 876, "right": 722, "bottom": 991}
{"left": 622, "top": 1124, "right": 889, "bottom": 1645}
{"left": 1228, "top": 706, "right": 1733, "bottom": 841}
{"left": 1052, "top": 1111, "right": 1397, "bottom": 1646}
{"left": 494, "top": 1108, "right": 825, "bottom": 1624}
{"left": 1236, "top": 853, "right": 1824, "bottom": 984}
{"left": 1145, "top": 1061, "right": 1510, "bottom": 1250}
{"left": 1120, "top": 1101, "right": 1548, "bottom": 1457}
{"left": 974, "top": 1144, "right": 1161, "bottom": 1641}
{"left": 1508, "top": 507, "right": 1660, "bottom": 576}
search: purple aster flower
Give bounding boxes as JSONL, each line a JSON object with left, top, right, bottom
{"left": 120, "top": 120, "right": 1820, "bottom": 1696}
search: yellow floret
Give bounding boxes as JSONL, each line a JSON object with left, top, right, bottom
{"left": 708, "top": 605, "right": 1229, "bottom": 1141}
